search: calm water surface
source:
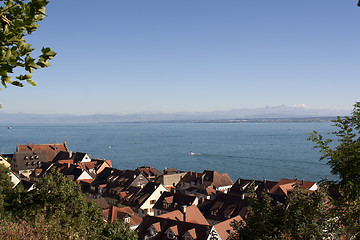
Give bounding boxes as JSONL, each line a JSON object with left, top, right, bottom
{"left": 0, "top": 122, "right": 336, "bottom": 182}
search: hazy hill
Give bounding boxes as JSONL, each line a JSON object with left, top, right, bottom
{"left": 0, "top": 105, "right": 351, "bottom": 124}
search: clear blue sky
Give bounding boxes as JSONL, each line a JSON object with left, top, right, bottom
{"left": 1, "top": 0, "right": 359, "bottom": 115}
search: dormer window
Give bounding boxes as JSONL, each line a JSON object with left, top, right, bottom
{"left": 184, "top": 234, "right": 193, "bottom": 240}
{"left": 24, "top": 156, "right": 29, "bottom": 160}
{"left": 149, "top": 225, "right": 158, "bottom": 237}
{"left": 167, "top": 230, "right": 175, "bottom": 239}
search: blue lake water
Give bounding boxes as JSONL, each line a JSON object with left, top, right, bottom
{"left": 0, "top": 122, "right": 336, "bottom": 182}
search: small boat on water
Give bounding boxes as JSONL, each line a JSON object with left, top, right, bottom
{"left": 189, "top": 151, "right": 200, "bottom": 156}
{"left": 7, "top": 126, "right": 12, "bottom": 130}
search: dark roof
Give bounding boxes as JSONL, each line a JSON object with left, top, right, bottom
{"left": 60, "top": 164, "right": 90, "bottom": 181}
{"left": 229, "top": 178, "right": 278, "bottom": 197}
{"left": 153, "top": 192, "right": 197, "bottom": 212}
{"left": 86, "top": 197, "right": 110, "bottom": 209}
{"left": 52, "top": 151, "right": 73, "bottom": 162}
{"left": 12, "top": 151, "right": 47, "bottom": 171}
{"left": 137, "top": 215, "right": 209, "bottom": 240}
{"left": 178, "top": 170, "right": 233, "bottom": 189}
{"left": 103, "top": 206, "right": 142, "bottom": 225}
{"left": 136, "top": 166, "right": 163, "bottom": 179}
{"left": 129, "top": 182, "right": 161, "bottom": 208}
{"left": 201, "top": 193, "right": 249, "bottom": 222}
{"left": 19, "top": 179, "right": 35, "bottom": 191}
{"left": 72, "top": 152, "right": 90, "bottom": 163}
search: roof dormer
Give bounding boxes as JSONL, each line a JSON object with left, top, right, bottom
{"left": 183, "top": 228, "right": 196, "bottom": 240}
{"left": 166, "top": 226, "right": 178, "bottom": 239}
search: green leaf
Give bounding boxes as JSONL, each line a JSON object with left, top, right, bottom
{"left": 11, "top": 81, "right": 24, "bottom": 87}
{"left": 2, "top": 76, "right": 12, "bottom": 84}
{"left": 26, "top": 79, "right": 36, "bottom": 86}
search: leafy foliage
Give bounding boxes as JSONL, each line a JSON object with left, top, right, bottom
{"left": 0, "top": 164, "right": 13, "bottom": 215}
{"left": 309, "top": 102, "right": 360, "bottom": 237}
{"left": 229, "top": 184, "right": 334, "bottom": 240}
{"left": 101, "top": 219, "right": 138, "bottom": 240}
{"left": 0, "top": 0, "right": 56, "bottom": 93}
{"left": 0, "top": 169, "right": 137, "bottom": 239}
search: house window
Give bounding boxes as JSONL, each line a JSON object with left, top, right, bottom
{"left": 124, "top": 217, "right": 130, "bottom": 223}
{"left": 185, "top": 234, "right": 193, "bottom": 240}
{"left": 167, "top": 230, "right": 175, "bottom": 239}
{"left": 150, "top": 200, "right": 156, "bottom": 204}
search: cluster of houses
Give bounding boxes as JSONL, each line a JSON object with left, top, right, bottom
{"left": 0, "top": 142, "right": 320, "bottom": 240}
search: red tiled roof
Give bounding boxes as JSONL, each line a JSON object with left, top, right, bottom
{"left": 16, "top": 142, "right": 69, "bottom": 162}
{"left": 213, "top": 215, "right": 244, "bottom": 240}
{"left": 103, "top": 206, "right": 142, "bottom": 225}
{"left": 159, "top": 205, "right": 209, "bottom": 226}
{"left": 269, "top": 178, "right": 318, "bottom": 196}
{"left": 77, "top": 179, "right": 94, "bottom": 184}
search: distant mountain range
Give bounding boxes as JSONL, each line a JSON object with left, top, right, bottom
{"left": 0, "top": 105, "right": 351, "bottom": 124}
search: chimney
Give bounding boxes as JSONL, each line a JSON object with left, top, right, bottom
{"left": 181, "top": 205, "right": 187, "bottom": 222}
{"left": 241, "top": 193, "right": 245, "bottom": 200}
{"left": 263, "top": 178, "right": 267, "bottom": 183}
{"left": 301, "top": 179, "right": 304, "bottom": 185}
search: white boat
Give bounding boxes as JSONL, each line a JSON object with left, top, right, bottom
{"left": 189, "top": 151, "right": 200, "bottom": 156}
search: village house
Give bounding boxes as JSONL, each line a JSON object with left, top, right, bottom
{"left": 9, "top": 142, "right": 71, "bottom": 178}
{"left": 103, "top": 205, "right": 143, "bottom": 230}
{"left": 10, "top": 151, "right": 47, "bottom": 178}
{"left": 177, "top": 170, "right": 233, "bottom": 200}
{"left": 136, "top": 166, "right": 163, "bottom": 181}
{"left": 155, "top": 168, "right": 187, "bottom": 190}
{"left": 207, "top": 215, "right": 244, "bottom": 240}
{"left": 0, "top": 155, "right": 21, "bottom": 187}
{"left": 268, "top": 178, "right": 319, "bottom": 202}
{"left": 16, "top": 142, "right": 70, "bottom": 162}
{"left": 228, "top": 178, "right": 278, "bottom": 198}
{"left": 157, "top": 205, "right": 209, "bottom": 226}
{"left": 128, "top": 182, "right": 168, "bottom": 217}
{"left": 153, "top": 192, "right": 198, "bottom": 216}
{"left": 137, "top": 215, "right": 210, "bottom": 240}
{"left": 200, "top": 193, "right": 249, "bottom": 225}
{"left": 90, "top": 168, "right": 149, "bottom": 205}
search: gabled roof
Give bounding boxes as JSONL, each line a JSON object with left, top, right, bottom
{"left": 60, "top": 164, "right": 93, "bottom": 181}
{"left": 16, "top": 142, "right": 69, "bottom": 162}
{"left": 103, "top": 206, "right": 142, "bottom": 226}
{"left": 136, "top": 166, "right": 163, "bottom": 179}
{"left": 153, "top": 192, "right": 197, "bottom": 212}
{"left": 129, "top": 182, "right": 162, "bottom": 207}
{"left": 212, "top": 215, "right": 244, "bottom": 240}
{"left": 269, "top": 178, "right": 318, "bottom": 196}
{"left": 201, "top": 194, "right": 249, "bottom": 222}
{"left": 52, "top": 151, "right": 73, "bottom": 162}
{"left": 229, "top": 178, "right": 278, "bottom": 197}
{"left": 178, "top": 171, "right": 202, "bottom": 184}
{"left": 203, "top": 170, "right": 234, "bottom": 189}
{"left": 158, "top": 205, "right": 209, "bottom": 225}
{"left": 137, "top": 215, "right": 209, "bottom": 240}
{"left": 87, "top": 197, "right": 110, "bottom": 209}
{"left": 178, "top": 170, "right": 233, "bottom": 193}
